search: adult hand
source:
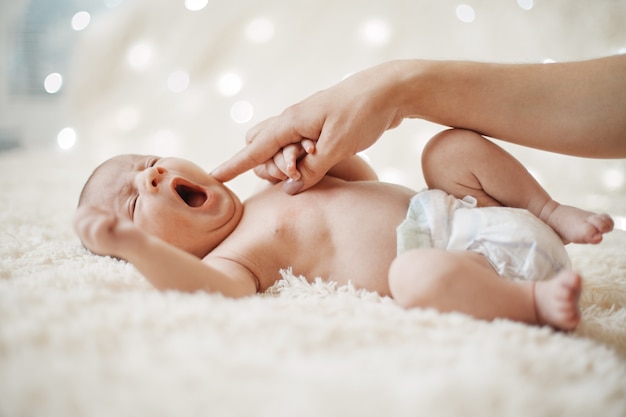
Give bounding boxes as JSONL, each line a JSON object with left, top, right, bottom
{"left": 251, "top": 139, "right": 315, "bottom": 185}
{"left": 211, "top": 61, "right": 406, "bottom": 194}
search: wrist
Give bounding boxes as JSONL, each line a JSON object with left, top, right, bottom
{"left": 386, "top": 59, "right": 436, "bottom": 122}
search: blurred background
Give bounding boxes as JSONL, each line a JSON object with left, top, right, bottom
{"left": 1, "top": 0, "right": 625, "bottom": 221}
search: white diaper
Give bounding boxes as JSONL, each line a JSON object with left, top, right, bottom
{"left": 396, "top": 189, "right": 571, "bottom": 281}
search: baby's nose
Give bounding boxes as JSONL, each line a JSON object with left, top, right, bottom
{"left": 140, "top": 166, "right": 167, "bottom": 191}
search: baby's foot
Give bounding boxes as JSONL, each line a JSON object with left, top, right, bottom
{"left": 533, "top": 271, "right": 582, "bottom": 331}
{"left": 540, "top": 200, "right": 614, "bottom": 244}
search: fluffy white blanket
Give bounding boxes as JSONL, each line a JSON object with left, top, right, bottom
{"left": 1, "top": 151, "right": 625, "bottom": 417}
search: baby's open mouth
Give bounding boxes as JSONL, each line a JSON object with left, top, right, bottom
{"left": 175, "top": 184, "right": 207, "bottom": 207}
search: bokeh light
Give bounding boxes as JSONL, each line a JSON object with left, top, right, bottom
{"left": 517, "top": 0, "right": 534, "bottom": 11}
{"left": 71, "top": 11, "right": 91, "bottom": 31}
{"left": 127, "top": 42, "right": 154, "bottom": 70}
{"left": 230, "top": 101, "right": 254, "bottom": 124}
{"left": 218, "top": 73, "right": 243, "bottom": 96}
{"left": 456, "top": 4, "right": 476, "bottom": 23}
{"left": 44, "top": 73, "right": 63, "bottom": 94}
{"left": 57, "top": 127, "right": 76, "bottom": 150}
{"left": 359, "top": 19, "right": 391, "bottom": 45}
{"left": 184, "top": 0, "right": 208, "bottom": 12}
{"left": 246, "top": 17, "right": 275, "bottom": 43}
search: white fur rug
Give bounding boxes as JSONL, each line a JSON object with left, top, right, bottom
{"left": 1, "top": 150, "right": 625, "bottom": 417}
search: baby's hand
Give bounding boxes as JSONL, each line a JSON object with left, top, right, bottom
{"left": 74, "top": 206, "right": 143, "bottom": 259}
{"left": 252, "top": 139, "right": 316, "bottom": 183}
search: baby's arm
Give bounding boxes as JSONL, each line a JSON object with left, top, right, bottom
{"left": 325, "top": 154, "right": 378, "bottom": 181}
{"left": 74, "top": 206, "right": 257, "bottom": 297}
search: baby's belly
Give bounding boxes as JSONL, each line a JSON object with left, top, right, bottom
{"left": 283, "top": 240, "right": 397, "bottom": 297}
{"left": 279, "top": 184, "right": 411, "bottom": 296}
{"left": 243, "top": 178, "right": 414, "bottom": 294}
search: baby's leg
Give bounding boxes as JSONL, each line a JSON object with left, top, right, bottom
{"left": 388, "top": 248, "right": 581, "bottom": 330}
{"left": 421, "top": 129, "right": 613, "bottom": 243}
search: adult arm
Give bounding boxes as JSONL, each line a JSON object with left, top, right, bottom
{"left": 74, "top": 206, "right": 257, "bottom": 297}
{"left": 211, "top": 55, "right": 626, "bottom": 192}
{"left": 403, "top": 56, "right": 626, "bottom": 157}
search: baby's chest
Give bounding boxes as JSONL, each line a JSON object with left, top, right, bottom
{"left": 248, "top": 199, "right": 331, "bottom": 244}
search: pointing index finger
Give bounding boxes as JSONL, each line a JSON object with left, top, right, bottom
{"left": 210, "top": 142, "right": 270, "bottom": 182}
{"left": 211, "top": 120, "right": 305, "bottom": 182}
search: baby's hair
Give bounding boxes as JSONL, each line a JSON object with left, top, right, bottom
{"left": 75, "top": 157, "right": 120, "bottom": 256}
{"left": 77, "top": 159, "right": 109, "bottom": 208}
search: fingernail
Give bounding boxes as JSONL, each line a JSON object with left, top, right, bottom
{"left": 282, "top": 178, "right": 303, "bottom": 195}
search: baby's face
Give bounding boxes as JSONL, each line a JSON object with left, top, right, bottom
{"left": 85, "top": 154, "right": 243, "bottom": 257}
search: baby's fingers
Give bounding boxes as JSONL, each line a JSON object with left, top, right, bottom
{"left": 301, "top": 139, "right": 316, "bottom": 154}
{"left": 277, "top": 144, "right": 302, "bottom": 180}
{"left": 74, "top": 206, "right": 114, "bottom": 235}
{"left": 74, "top": 206, "right": 122, "bottom": 255}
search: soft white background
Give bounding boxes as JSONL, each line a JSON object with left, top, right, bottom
{"left": 3, "top": 0, "right": 624, "bottom": 215}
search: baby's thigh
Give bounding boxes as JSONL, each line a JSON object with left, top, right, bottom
{"left": 388, "top": 248, "right": 496, "bottom": 308}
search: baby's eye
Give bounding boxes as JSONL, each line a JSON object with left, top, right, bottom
{"left": 131, "top": 195, "right": 139, "bottom": 220}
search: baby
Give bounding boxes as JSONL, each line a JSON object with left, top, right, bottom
{"left": 75, "top": 129, "right": 614, "bottom": 331}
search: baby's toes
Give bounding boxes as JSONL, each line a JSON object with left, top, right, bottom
{"left": 589, "top": 213, "right": 614, "bottom": 234}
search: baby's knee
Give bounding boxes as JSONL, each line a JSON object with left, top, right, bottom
{"left": 389, "top": 249, "right": 461, "bottom": 309}
{"left": 423, "top": 129, "right": 483, "bottom": 164}
{"left": 422, "top": 129, "right": 485, "bottom": 184}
